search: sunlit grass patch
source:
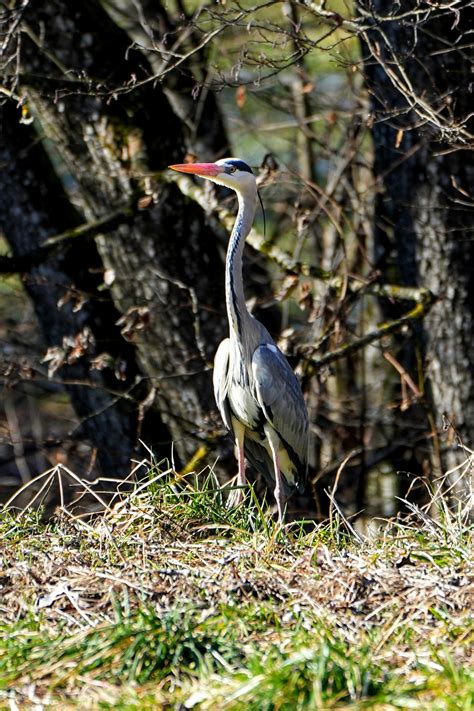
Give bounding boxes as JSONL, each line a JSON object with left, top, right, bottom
{"left": 0, "top": 463, "right": 472, "bottom": 709}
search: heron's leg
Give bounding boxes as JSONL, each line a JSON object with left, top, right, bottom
{"left": 228, "top": 417, "right": 247, "bottom": 507}
{"left": 264, "top": 425, "right": 286, "bottom": 525}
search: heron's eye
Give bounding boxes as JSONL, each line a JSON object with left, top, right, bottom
{"left": 229, "top": 165, "right": 237, "bottom": 173}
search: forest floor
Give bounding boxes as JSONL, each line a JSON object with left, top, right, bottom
{"left": 0, "top": 462, "right": 472, "bottom": 710}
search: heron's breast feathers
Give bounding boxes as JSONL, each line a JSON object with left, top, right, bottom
{"left": 213, "top": 337, "right": 308, "bottom": 492}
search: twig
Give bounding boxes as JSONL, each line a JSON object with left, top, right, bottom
{"left": 305, "top": 296, "right": 435, "bottom": 372}
{"left": 0, "top": 207, "right": 135, "bottom": 273}
{"left": 170, "top": 174, "right": 437, "bottom": 367}
{"left": 170, "top": 172, "right": 433, "bottom": 304}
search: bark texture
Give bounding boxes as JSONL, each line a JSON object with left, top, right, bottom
{"left": 9, "top": 0, "right": 229, "bottom": 466}
{"left": 360, "top": 1, "right": 474, "bottom": 483}
{"left": 0, "top": 102, "right": 142, "bottom": 478}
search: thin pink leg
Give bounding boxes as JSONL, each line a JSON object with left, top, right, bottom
{"left": 236, "top": 439, "right": 247, "bottom": 492}
{"left": 272, "top": 451, "right": 285, "bottom": 525}
{"left": 265, "top": 426, "right": 286, "bottom": 525}
{"left": 228, "top": 419, "right": 247, "bottom": 507}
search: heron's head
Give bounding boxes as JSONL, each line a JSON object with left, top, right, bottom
{"left": 169, "top": 158, "right": 256, "bottom": 195}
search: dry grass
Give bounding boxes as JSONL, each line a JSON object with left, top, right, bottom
{"left": 0, "top": 462, "right": 472, "bottom": 709}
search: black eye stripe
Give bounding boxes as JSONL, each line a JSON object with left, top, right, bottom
{"left": 226, "top": 160, "right": 253, "bottom": 174}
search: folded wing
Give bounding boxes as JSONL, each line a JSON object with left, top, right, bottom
{"left": 251, "top": 343, "right": 308, "bottom": 492}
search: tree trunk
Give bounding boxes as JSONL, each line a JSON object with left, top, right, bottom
{"left": 359, "top": 1, "right": 474, "bottom": 499}
{"left": 10, "top": 0, "right": 230, "bottom": 466}
{"left": 0, "top": 101, "right": 146, "bottom": 479}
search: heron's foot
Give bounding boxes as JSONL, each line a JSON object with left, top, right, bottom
{"left": 273, "top": 483, "right": 286, "bottom": 528}
{"left": 226, "top": 482, "right": 247, "bottom": 509}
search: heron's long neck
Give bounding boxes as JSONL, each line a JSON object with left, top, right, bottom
{"left": 226, "top": 190, "right": 257, "bottom": 339}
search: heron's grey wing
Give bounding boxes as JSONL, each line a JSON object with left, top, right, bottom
{"left": 213, "top": 338, "right": 233, "bottom": 431}
{"left": 251, "top": 344, "right": 309, "bottom": 485}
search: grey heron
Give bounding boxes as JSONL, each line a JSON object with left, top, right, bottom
{"left": 169, "top": 158, "right": 309, "bottom": 523}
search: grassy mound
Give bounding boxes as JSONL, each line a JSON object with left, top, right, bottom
{"left": 0, "top": 464, "right": 472, "bottom": 709}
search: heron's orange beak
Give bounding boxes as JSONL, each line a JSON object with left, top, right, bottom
{"left": 168, "top": 162, "right": 221, "bottom": 177}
